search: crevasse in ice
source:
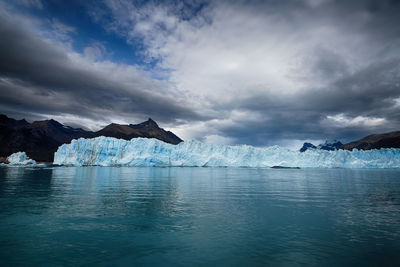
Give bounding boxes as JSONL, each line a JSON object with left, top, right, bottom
{"left": 53, "top": 137, "right": 400, "bottom": 168}
{"left": 7, "top": 152, "right": 36, "bottom": 165}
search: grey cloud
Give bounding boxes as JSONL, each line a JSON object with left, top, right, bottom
{"left": 195, "top": 0, "right": 400, "bottom": 146}
{"left": 213, "top": 57, "right": 400, "bottom": 146}
{"left": 310, "top": 47, "right": 349, "bottom": 81}
{"left": 0, "top": 10, "right": 202, "bottom": 127}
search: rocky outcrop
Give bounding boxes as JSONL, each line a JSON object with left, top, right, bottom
{"left": 299, "top": 142, "right": 317, "bottom": 152}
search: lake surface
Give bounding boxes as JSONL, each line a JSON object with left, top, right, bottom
{"left": 0, "top": 167, "right": 400, "bottom": 266}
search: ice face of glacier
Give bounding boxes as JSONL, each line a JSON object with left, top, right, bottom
{"left": 7, "top": 152, "right": 36, "bottom": 165}
{"left": 53, "top": 137, "right": 400, "bottom": 168}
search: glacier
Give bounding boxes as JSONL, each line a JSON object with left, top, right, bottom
{"left": 53, "top": 137, "right": 400, "bottom": 168}
{"left": 7, "top": 152, "right": 36, "bottom": 165}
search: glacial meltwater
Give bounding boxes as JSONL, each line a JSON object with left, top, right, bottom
{"left": 1, "top": 167, "right": 400, "bottom": 266}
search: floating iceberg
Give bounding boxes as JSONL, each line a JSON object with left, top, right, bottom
{"left": 7, "top": 152, "right": 36, "bottom": 165}
{"left": 53, "top": 137, "right": 400, "bottom": 168}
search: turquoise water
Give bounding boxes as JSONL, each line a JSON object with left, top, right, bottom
{"left": 1, "top": 167, "right": 400, "bottom": 266}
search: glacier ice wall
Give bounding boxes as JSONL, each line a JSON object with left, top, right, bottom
{"left": 53, "top": 137, "right": 400, "bottom": 168}
{"left": 7, "top": 152, "right": 36, "bottom": 165}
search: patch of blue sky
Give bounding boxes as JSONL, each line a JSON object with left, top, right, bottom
{"left": 10, "top": 0, "right": 159, "bottom": 67}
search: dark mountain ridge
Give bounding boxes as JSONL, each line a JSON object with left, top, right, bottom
{"left": 96, "top": 118, "right": 182, "bottom": 145}
{"left": 0, "top": 115, "right": 182, "bottom": 162}
{"left": 299, "top": 131, "right": 400, "bottom": 152}
{"left": 0, "top": 114, "right": 29, "bottom": 127}
{"left": 341, "top": 131, "right": 400, "bottom": 150}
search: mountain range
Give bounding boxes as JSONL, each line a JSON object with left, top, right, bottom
{"left": 0, "top": 114, "right": 182, "bottom": 162}
{"left": 300, "top": 132, "right": 400, "bottom": 152}
{"left": 1, "top": 114, "right": 400, "bottom": 162}
{"left": 340, "top": 131, "right": 400, "bottom": 150}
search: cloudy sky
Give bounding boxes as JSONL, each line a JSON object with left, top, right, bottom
{"left": 0, "top": 0, "right": 400, "bottom": 148}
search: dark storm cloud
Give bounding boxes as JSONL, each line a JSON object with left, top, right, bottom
{"left": 307, "top": 59, "right": 400, "bottom": 115}
{"left": 0, "top": 10, "right": 202, "bottom": 126}
{"left": 185, "top": 0, "right": 400, "bottom": 146}
{"left": 216, "top": 57, "right": 400, "bottom": 146}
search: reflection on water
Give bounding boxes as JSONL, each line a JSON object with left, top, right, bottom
{"left": 0, "top": 167, "right": 400, "bottom": 266}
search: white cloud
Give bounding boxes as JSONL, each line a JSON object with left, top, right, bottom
{"left": 84, "top": 42, "right": 107, "bottom": 61}
{"left": 49, "top": 19, "right": 76, "bottom": 44}
{"left": 325, "top": 113, "right": 387, "bottom": 127}
{"left": 138, "top": 2, "right": 375, "bottom": 98}
{"left": 100, "top": 1, "right": 379, "bottom": 110}
{"left": 40, "top": 113, "right": 106, "bottom": 131}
